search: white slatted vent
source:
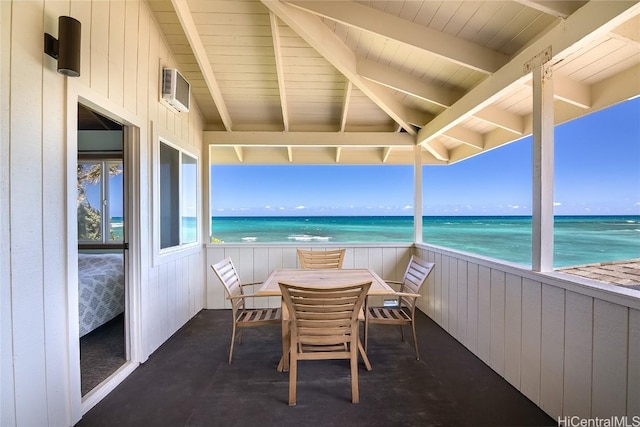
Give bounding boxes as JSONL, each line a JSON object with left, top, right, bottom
{"left": 162, "top": 68, "right": 190, "bottom": 112}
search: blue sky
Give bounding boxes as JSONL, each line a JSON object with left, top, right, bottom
{"left": 211, "top": 97, "right": 640, "bottom": 217}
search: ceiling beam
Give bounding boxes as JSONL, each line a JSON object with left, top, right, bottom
{"left": 524, "top": 75, "right": 591, "bottom": 108}
{"left": 233, "top": 146, "right": 243, "bottom": 162}
{"left": 287, "top": 146, "right": 293, "bottom": 163}
{"left": 382, "top": 147, "right": 392, "bottom": 163}
{"left": 443, "top": 127, "right": 484, "bottom": 150}
{"left": 269, "top": 12, "right": 289, "bottom": 131}
{"left": 340, "top": 81, "right": 352, "bottom": 132}
{"left": 356, "top": 57, "right": 463, "bottom": 108}
{"left": 261, "top": 0, "right": 422, "bottom": 135}
{"left": 416, "top": 0, "right": 640, "bottom": 149}
{"left": 514, "top": 0, "right": 587, "bottom": 19}
{"left": 474, "top": 106, "right": 525, "bottom": 135}
{"left": 171, "top": 0, "right": 233, "bottom": 130}
{"left": 205, "top": 131, "right": 416, "bottom": 147}
{"left": 288, "top": 0, "right": 508, "bottom": 74}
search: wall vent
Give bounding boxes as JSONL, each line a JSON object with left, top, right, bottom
{"left": 161, "top": 68, "right": 190, "bottom": 113}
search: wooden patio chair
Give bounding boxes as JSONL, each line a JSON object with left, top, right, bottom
{"left": 278, "top": 280, "right": 372, "bottom": 406}
{"left": 296, "top": 248, "right": 346, "bottom": 269}
{"left": 364, "top": 255, "right": 435, "bottom": 360}
{"left": 211, "top": 257, "right": 281, "bottom": 364}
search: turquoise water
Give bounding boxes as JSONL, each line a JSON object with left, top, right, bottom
{"left": 210, "top": 215, "right": 640, "bottom": 268}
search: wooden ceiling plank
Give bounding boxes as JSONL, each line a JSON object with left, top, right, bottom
{"left": 269, "top": 12, "right": 289, "bottom": 131}
{"left": 261, "top": 0, "right": 421, "bottom": 136}
{"left": 171, "top": 0, "right": 233, "bottom": 130}
{"left": 416, "top": 0, "right": 640, "bottom": 149}
{"left": 288, "top": 0, "right": 508, "bottom": 74}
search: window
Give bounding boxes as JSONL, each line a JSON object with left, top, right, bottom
{"left": 159, "top": 140, "right": 198, "bottom": 250}
{"left": 77, "top": 160, "right": 124, "bottom": 243}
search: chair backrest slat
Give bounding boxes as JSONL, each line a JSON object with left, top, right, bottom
{"left": 279, "top": 281, "right": 371, "bottom": 346}
{"left": 297, "top": 249, "right": 346, "bottom": 269}
{"left": 211, "top": 257, "right": 245, "bottom": 302}
{"left": 399, "top": 256, "right": 435, "bottom": 307}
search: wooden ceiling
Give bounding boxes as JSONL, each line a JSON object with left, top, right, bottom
{"left": 147, "top": 0, "right": 640, "bottom": 165}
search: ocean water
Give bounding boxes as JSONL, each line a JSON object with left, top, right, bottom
{"left": 210, "top": 215, "right": 640, "bottom": 268}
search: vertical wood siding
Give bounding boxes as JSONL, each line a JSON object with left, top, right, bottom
{"left": 206, "top": 245, "right": 414, "bottom": 310}
{"left": 415, "top": 245, "right": 640, "bottom": 420}
{"left": 1, "top": 1, "right": 205, "bottom": 425}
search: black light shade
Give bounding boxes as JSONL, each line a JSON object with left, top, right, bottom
{"left": 44, "top": 16, "right": 81, "bottom": 77}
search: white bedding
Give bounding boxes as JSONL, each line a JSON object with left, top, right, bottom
{"left": 78, "top": 253, "right": 125, "bottom": 337}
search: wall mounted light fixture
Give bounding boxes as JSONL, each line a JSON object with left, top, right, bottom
{"left": 44, "top": 16, "right": 81, "bottom": 77}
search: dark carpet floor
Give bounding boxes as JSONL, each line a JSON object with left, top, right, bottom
{"left": 77, "top": 309, "right": 555, "bottom": 427}
{"left": 80, "top": 314, "right": 126, "bottom": 396}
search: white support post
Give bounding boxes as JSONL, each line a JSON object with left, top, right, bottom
{"left": 414, "top": 145, "right": 423, "bottom": 244}
{"left": 531, "top": 62, "right": 554, "bottom": 272}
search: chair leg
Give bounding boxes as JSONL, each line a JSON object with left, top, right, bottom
{"left": 228, "top": 323, "right": 237, "bottom": 364}
{"left": 351, "top": 344, "right": 359, "bottom": 403}
{"left": 364, "top": 318, "right": 369, "bottom": 352}
{"left": 288, "top": 352, "right": 297, "bottom": 406}
{"left": 411, "top": 320, "right": 420, "bottom": 360}
{"left": 399, "top": 325, "right": 405, "bottom": 341}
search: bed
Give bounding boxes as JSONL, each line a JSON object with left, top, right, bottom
{"left": 78, "top": 252, "right": 125, "bottom": 337}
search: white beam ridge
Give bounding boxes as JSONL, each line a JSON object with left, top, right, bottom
{"left": 261, "top": 0, "right": 419, "bottom": 135}
{"left": 474, "top": 106, "right": 525, "bottom": 135}
{"left": 269, "top": 12, "right": 289, "bottom": 131}
{"left": 287, "top": 146, "right": 293, "bottom": 163}
{"left": 416, "top": 1, "right": 640, "bottom": 149}
{"left": 514, "top": 0, "right": 587, "bottom": 19}
{"left": 204, "top": 131, "right": 416, "bottom": 147}
{"left": 356, "top": 57, "right": 463, "bottom": 108}
{"left": 288, "top": 1, "right": 508, "bottom": 74}
{"left": 443, "top": 127, "right": 484, "bottom": 150}
{"left": 171, "top": 0, "right": 233, "bottom": 131}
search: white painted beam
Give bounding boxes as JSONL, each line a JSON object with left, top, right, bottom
{"left": 525, "top": 75, "right": 592, "bottom": 109}
{"left": 204, "top": 131, "right": 416, "bottom": 147}
{"left": 336, "top": 146, "right": 342, "bottom": 163}
{"left": 171, "top": 0, "right": 232, "bottom": 131}
{"left": 514, "top": 0, "right": 587, "bottom": 19}
{"left": 356, "top": 57, "right": 463, "bottom": 108}
{"left": 443, "top": 127, "right": 484, "bottom": 150}
{"left": 261, "top": 0, "right": 420, "bottom": 135}
{"left": 424, "top": 138, "right": 449, "bottom": 162}
{"left": 287, "top": 146, "right": 293, "bottom": 163}
{"left": 233, "top": 146, "right": 243, "bottom": 163}
{"left": 416, "top": 1, "right": 640, "bottom": 149}
{"left": 340, "top": 81, "right": 352, "bottom": 132}
{"left": 474, "top": 106, "right": 525, "bottom": 135}
{"left": 288, "top": 1, "right": 508, "bottom": 73}
{"left": 382, "top": 147, "right": 392, "bottom": 163}
{"left": 269, "top": 12, "right": 289, "bottom": 131}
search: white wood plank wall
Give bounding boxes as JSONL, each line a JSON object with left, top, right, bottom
{"left": 415, "top": 244, "right": 640, "bottom": 421}
{"left": 206, "top": 245, "right": 414, "bottom": 309}
{"left": 1, "top": 1, "right": 205, "bottom": 426}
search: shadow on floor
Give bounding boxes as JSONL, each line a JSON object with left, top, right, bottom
{"left": 77, "top": 309, "right": 555, "bottom": 427}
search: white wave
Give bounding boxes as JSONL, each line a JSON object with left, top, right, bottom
{"left": 287, "top": 234, "right": 331, "bottom": 242}
{"left": 241, "top": 236, "right": 257, "bottom": 242}
{"left": 111, "top": 222, "right": 123, "bottom": 228}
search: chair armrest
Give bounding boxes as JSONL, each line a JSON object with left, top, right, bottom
{"left": 394, "top": 292, "right": 421, "bottom": 299}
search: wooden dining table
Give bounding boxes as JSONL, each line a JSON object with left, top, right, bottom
{"left": 256, "top": 268, "right": 396, "bottom": 372}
